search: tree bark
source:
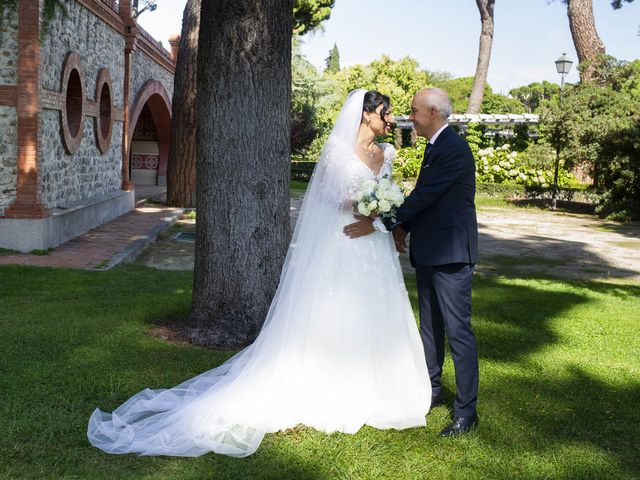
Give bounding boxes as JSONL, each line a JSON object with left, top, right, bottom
{"left": 566, "top": 0, "right": 605, "bottom": 82}
{"left": 467, "top": 0, "right": 495, "bottom": 114}
{"left": 166, "top": 0, "right": 200, "bottom": 207}
{"left": 191, "top": 0, "right": 293, "bottom": 348}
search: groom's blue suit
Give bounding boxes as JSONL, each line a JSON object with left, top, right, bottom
{"left": 384, "top": 125, "right": 479, "bottom": 418}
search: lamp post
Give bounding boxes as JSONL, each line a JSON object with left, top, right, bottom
{"left": 551, "top": 53, "right": 573, "bottom": 209}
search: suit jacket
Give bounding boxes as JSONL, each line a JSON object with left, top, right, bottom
{"left": 385, "top": 125, "right": 478, "bottom": 267}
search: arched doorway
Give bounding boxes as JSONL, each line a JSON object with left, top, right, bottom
{"left": 129, "top": 80, "right": 172, "bottom": 187}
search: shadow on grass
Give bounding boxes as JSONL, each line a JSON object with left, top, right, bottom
{"left": 2, "top": 264, "right": 638, "bottom": 479}
{"left": 477, "top": 228, "right": 640, "bottom": 282}
{"left": 509, "top": 198, "right": 596, "bottom": 215}
{"left": 480, "top": 365, "right": 640, "bottom": 478}
{"left": 406, "top": 274, "right": 589, "bottom": 363}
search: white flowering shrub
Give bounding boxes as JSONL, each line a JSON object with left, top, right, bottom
{"left": 475, "top": 144, "right": 575, "bottom": 188}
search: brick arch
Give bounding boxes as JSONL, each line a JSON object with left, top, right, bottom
{"left": 129, "top": 80, "right": 172, "bottom": 184}
{"left": 60, "top": 51, "right": 85, "bottom": 154}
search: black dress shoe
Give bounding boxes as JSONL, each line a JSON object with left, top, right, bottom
{"left": 439, "top": 414, "right": 478, "bottom": 437}
{"left": 430, "top": 395, "right": 444, "bottom": 408}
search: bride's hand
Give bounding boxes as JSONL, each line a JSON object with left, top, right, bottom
{"left": 343, "top": 215, "right": 375, "bottom": 239}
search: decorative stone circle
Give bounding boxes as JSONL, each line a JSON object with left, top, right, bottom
{"left": 95, "top": 68, "right": 113, "bottom": 154}
{"left": 60, "top": 51, "right": 85, "bottom": 154}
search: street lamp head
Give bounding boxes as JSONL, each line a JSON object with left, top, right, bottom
{"left": 555, "top": 53, "right": 573, "bottom": 75}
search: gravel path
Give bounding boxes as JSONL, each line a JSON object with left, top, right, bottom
{"left": 138, "top": 193, "right": 640, "bottom": 284}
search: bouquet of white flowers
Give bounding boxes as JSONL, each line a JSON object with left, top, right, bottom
{"left": 352, "top": 175, "right": 406, "bottom": 223}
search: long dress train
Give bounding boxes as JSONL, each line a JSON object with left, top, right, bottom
{"left": 88, "top": 89, "right": 431, "bottom": 457}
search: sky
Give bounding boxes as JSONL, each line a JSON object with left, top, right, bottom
{"left": 138, "top": 0, "right": 640, "bottom": 95}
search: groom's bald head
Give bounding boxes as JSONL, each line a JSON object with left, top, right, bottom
{"left": 410, "top": 88, "right": 452, "bottom": 139}
{"left": 414, "top": 88, "right": 452, "bottom": 120}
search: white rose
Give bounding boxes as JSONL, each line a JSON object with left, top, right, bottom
{"left": 357, "top": 203, "right": 371, "bottom": 216}
{"left": 378, "top": 199, "right": 391, "bottom": 212}
{"left": 362, "top": 180, "right": 377, "bottom": 193}
{"left": 368, "top": 200, "right": 378, "bottom": 211}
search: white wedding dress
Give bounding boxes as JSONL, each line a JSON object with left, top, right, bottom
{"left": 88, "top": 89, "right": 431, "bottom": 458}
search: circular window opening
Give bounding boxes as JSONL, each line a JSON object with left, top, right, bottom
{"left": 99, "top": 82, "right": 112, "bottom": 138}
{"left": 66, "top": 68, "right": 83, "bottom": 138}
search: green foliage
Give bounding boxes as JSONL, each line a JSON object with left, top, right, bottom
{"left": 511, "top": 124, "right": 531, "bottom": 152}
{"left": 393, "top": 137, "right": 427, "bottom": 181}
{"left": 432, "top": 76, "right": 474, "bottom": 113}
{"left": 293, "top": 0, "right": 335, "bottom": 35}
{"left": 509, "top": 81, "right": 560, "bottom": 113}
{"left": 335, "top": 55, "right": 430, "bottom": 115}
{"left": 465, "top": 123, "right": 490, "bottom": 158}
{"left": 476, "top": 181, "right": 526, "bottom": 197}
{"left": 540, "top": 55, "right": 640, "bottom": 220}
{"left": 0, "top": 0, "right": 66, "bottom": 42}
{"left": 481, "top": 91, "right": 528, "bottom": 114}
{"left": 611, "top": 0, "right": 634, "bottom": 8}
{"left": 433, "top": 76, "right": 529, "bottom": 114}
{"left": 324, "top": 43, "right": 340, "bottom": 74}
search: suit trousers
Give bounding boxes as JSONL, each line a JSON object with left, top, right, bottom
{"left": 416, "top": 263, "right": 478, "bottom": 417}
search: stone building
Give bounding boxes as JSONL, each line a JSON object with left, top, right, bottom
{"left": 0, "top": 0, "right": 179, "bottom": 251}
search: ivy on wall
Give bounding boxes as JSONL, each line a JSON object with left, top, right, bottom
{"left": 0, "top": 0, "right": 67, "bottom": 42}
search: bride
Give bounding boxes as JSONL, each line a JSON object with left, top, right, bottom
{"left": 88, "top": 89, "right": 431, "bottom": 458}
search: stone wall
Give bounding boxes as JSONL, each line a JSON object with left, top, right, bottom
{"left": 0, "top": 7, "right": 18, "bottom": 85}
{"left": 0, "top": 106, "right": 17, "bottom": 215}
{"left": 40, "top": 110, "right": 123, "bottom": 209}
{"left": 41, "top": 2, "right": 125, "bottom": 105}
{"left": 39, "top": 1, "right": 126, "bottom": 209}
{"left": 131, "top": 48, "right": 174, "bottom": 103}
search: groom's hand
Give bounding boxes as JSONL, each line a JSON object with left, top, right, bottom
{"left": 343, "top": 215, "right": 375, "bottom": 239}
{"left": 393, "top": 225, "right": 408, "bottom": 253}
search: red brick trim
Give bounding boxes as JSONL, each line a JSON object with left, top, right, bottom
{"left": 4, "top": 0, "right": 49, "bottom": 219}
{"left": 113, "top": 106, "right": 124, "bottom": 122}
{"left": 41, "top": 89, "right": 64, "bottom": 110}
{"left": 128, "top": 79, "right": 172, "bottom": 147}
{"left": 95, "top": 68, "right": 113, "bottom": 154}
{"left": 0, "top": 85, "right": 18, "bottom": 106}
{"left": 60, "top": 51, "right": 85, "bottom": 154}
{"left": 137, "top": 27, "right": 175, "bottom": 74}
{"left": 121, "top": 49, "right": 133, "bottom": 190}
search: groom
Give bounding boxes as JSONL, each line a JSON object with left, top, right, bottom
{"left": 345, "top": 87, "right": 479, "bottom": 437}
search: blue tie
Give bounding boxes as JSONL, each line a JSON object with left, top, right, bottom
{"left": 424, "top": 142, "right": 433, "bottom": 158}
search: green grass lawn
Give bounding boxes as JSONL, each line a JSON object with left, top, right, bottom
{"left": 0, "top": 264, "right": 638, "bottom": 479}
{"left": 290, "top": 180, "right": 310, "bottom": 192}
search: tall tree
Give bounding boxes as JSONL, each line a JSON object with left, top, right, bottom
{"left": 166, "top": 0, "right": 200, "bottom": 207}
{"left": 293, "top": 0, "right": 335, "bottom": 34}
{"left": 165, "top": 0, "right": 333, "bottom": 207}
{"left": 466, "top": 0, "right": 495, "bottom": 114}
{"left": 564, "top": 0, "right": 605, "bottom": 82}
{"left": 324, "top": 43, "right": 340, "bottom": 74}
{"left": 191, "top": 0, "right": 293, "bottom": 348}
{"left": 611, "top": 0, "right": 634, "bottom": 7}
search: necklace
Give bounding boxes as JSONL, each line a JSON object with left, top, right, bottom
{"left": 359, "top": 143, "right": 378, "bottom": 159}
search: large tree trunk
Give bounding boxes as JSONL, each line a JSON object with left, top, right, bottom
{"left": 191, "top": 0, "right": 293, "bottom": 348}
{"left": 166, "top": 0, "right": 200, "bottom": 207}
{"left": 466, "top": 0, "right": 495, "bottom": 114}
{"left": 566, "top": 0, "right": 605, "bottom": 82}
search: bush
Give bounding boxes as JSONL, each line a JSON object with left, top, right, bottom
{"left": 393, "top": 137, "right": 427, "bottom": 181}
{"left": 475, "top": 144, "right": 580, "bottom": 188}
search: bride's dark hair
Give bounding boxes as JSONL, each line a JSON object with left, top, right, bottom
{"left": 363, "top": 90, "right": 391, "bottom": 121}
